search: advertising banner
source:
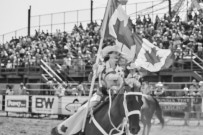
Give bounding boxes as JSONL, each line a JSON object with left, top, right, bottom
{"left": 60, "top": 96, "right": 88, "bottom": 115}
{"left": 5, "top": 95, "right": 29, "bottom": 112}
{"left": 0, "top": 95, "right": 2, "bottom": 111}
{"left": 156, "top": 97, "right": 191, "bottom": 112}
{"left": 32, "top": 96, "right": 58, "bottom": 114}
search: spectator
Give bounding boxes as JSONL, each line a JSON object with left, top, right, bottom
{"left": 154, "top": 82, "right": 165, "bottom": 96}
{"left": 19, "top": 83, "right": 28, "bottom": 95}
{"left": 141, "top": 81, "right": 152, "bottom": 95}
{"left": 5, "top": 85, "right": 14, "bottom": 95}
{"left": 183, "top": 85, "right": 189, "bottom": 96}
{"left": 77, "top": 81, "right": 85, "bottom": 96}
{"left": 198, "top": 81, "right": 203, "bottom": 96}
{"left": 189, "top": 79, "right": 199, "bottom": 95}
{"left": 62, "top": 54, "right": 72, "bottom": 74}
{"left": 192, "top": 87, "right": 202, "bottom": 126}
{"left": 54, "top": 82, "right": 66, "bottom": 97}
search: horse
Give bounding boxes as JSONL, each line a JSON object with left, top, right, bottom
{"left": 141, "top": 95, "right": 164, "bottom": 135}
{"left": 78, "top": 88, "right": 143, "bottom": 135}
{"left": 51, "top": 70, "right": 143, "bottom": 135}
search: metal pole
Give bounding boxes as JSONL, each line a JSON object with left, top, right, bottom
{"left": 77, "top": 10, "right": 79, "bottom": 26}
{"left": 91, "top": 0, "right": 93, "bottom": 24}
{"left": 64, "top": 12, "right": 66, "bottom": 32}
{"left": 51, "top": 14, "right": 53, "bottom": 33}
{"left": 152, "top": 1, "right": 154, "bottom": 23}
{"left": 2, "top": 35, "right": 4, "bottom": 44}
{"left": 187, "top": 0, "right": 188, "bottom": 21}
{"left": 168, "top": 0, "right": 172, "bottom": 18}
{"left": 28, "top": 6, "right": 31, "bottom": 37}
{"left": 15, "top": 31, "right": 17, "bottom": 39}
{"left": 39, "top": 15, "right": 41, "bottom": 32}
{"left": 136, "top": 3, "right": 137, "bottom": 20}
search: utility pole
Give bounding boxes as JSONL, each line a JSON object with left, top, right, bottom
{"left": 168, "top": 0, "right": 172, "bottom": 18}
{"left": 90, "top": 0, "right": 93, "bottom": 24}
{"left": 28, "top": 6, "right": 31, "bottom": 37}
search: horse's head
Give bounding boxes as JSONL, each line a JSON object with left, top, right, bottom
{"left": 122, "top": 85, "right": 143, "bottom": 135}
{"left": 102, "top": 71, "right": 143, "bottom": 135}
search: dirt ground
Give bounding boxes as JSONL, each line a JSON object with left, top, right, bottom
{"left": 0, "top": 114, "right": 203, "bottom": 135}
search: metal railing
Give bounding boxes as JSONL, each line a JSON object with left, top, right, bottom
{"left": 0, "top": 0, "right": 187, "bottom": 44}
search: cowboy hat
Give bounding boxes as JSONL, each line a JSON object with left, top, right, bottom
{"left": 155, "top": 82, "right": 163, "bottom": 87}
{"left": 183, "top": 87, "right": 189, "bottom": 91}
{"left": 101, "top": 45, "right": 122, "bottom": 58}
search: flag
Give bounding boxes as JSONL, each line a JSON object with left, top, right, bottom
{"left": 100, "top": 0, "right": 174, "bottom": 72}
{"left": 100, "top": 0, "right": 135, "bottom": 49}
{"left": 133, "top": 33, "right": 174, "bottom": 72}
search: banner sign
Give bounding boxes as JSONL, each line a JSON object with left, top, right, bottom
{"left": 5, "top": 95, "right": 29, "bottom": 112}
{"left": 0, "top": 95, "right": 2, "bottom": 111}
{"left": 156, "top": 97, "right": 192, "bottom": 112}
{"left": 32, "top": 96, "right": 58, "bottom": 114}
{"left": 60, "top": 96, "right": 88, "bottom": 115}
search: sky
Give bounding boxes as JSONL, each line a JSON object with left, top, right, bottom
{"left": 0, "top": 0, "right": 167, "bottom": 42}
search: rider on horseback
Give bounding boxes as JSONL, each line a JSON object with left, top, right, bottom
{"left": 52, "top": 45, "right": 127, "bottom": 135}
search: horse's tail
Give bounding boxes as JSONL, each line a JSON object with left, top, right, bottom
{"left": 153, "top": 97, "right": 164, "bottom": 128}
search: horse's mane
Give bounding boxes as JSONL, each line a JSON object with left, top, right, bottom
{"left": 92, "top": 93, "right": 119, "bottom": 115}
{"left": 92, "top": 97, "right": 110, "bottom": 115}
{"left": 90, "top": 87, "right": 125, "bottom": 116}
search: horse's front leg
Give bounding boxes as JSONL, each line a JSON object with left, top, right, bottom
{"left": 146, "top": 119, "right": 152, "bottom": 135}
{"left": 141, "top": 115, "right": 146, "bottom": 135}
{"left": 142, "top": 123, "right": 146, "bottom": 135}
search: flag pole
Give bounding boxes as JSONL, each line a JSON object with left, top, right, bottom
{"left": 81, "top": 0, "right": 112, "bottom": 132}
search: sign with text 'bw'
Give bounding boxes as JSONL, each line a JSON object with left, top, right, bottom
{"left": 5, "top": 95, "right": 29, "bottom": 112}
{"left": 0, "top": 95, "right": 2, "bottom": 111}
{"left": 32, "top": 96, "right": 58, "bottom": 114}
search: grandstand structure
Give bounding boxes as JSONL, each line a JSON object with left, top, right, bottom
{"left": 0, "top": 0, "right": 203, "bottom": 85}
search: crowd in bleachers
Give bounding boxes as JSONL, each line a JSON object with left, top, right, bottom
{"left": 0, "top": 12, "right": 203, "bottom": 71}
{"left": 0, "top": 22, "right": 114, "bottom": 71}
{"left": 135, "top": 13, "right": 203, "bottom": 61}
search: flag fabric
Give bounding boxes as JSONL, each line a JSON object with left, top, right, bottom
{"left": 100, "top": 0, "right": 135, "bottom": 49}
{"left": 100, "top": 0, "right": 174, "bottom": 72}
{"left": 133, "top": 33, "right": 174, "bottom": 72}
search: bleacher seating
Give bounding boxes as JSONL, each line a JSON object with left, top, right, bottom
{"left": 0, "top": 12, "right": 203, "bottom": 83}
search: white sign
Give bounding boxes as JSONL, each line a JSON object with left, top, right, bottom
{"left": 60, "top": 96, "right": 88, "bottom": 115}
{"left": 5, "top": 95, "right": 29, "bottom": 112}
{"left": 32, "top": 96, "right": 58, "bottom": 114}
{"left": 0, "top": 95, "right": 2, "bottom": 111}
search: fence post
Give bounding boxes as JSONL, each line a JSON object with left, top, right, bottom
{"left": 51, "top": 14, "right": 53, "bottom": 33}
{"left": 135, "top": 3, "right": 137, "bottom": 20}
{"left": 15, "top": 31, "right": 17, "bottom": 39}
{"left": 77, "top": 10, "right": 79, "bottom": 26}
{"left": 152, "top": 1, "right": 154, "bottom": 22}
{"left": 39, "top": 15, "right": 41, "bottom": 32}
{"left": 64, "top": 12, "right": 66, "bottom": 32}
{"left": 2, "top": 35, "right": 4, "bottom": 44}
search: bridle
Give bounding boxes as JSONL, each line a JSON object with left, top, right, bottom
{"left": 123, "top": 92, "right": 142, "bottom": 118}
{"left": 90, "top": 88, "right": 143, "bottom": 135}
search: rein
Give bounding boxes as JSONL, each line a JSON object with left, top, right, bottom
{"left": 90, "top": 88, "right": 143, "bottom": 135}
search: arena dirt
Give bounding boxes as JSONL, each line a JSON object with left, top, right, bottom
{"left": 0, "top": 116, "right": 202, "bottom": 135}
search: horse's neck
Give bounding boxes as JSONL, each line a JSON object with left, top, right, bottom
{"left": 94, "top": 94, "right": 125, "bottom": 131}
